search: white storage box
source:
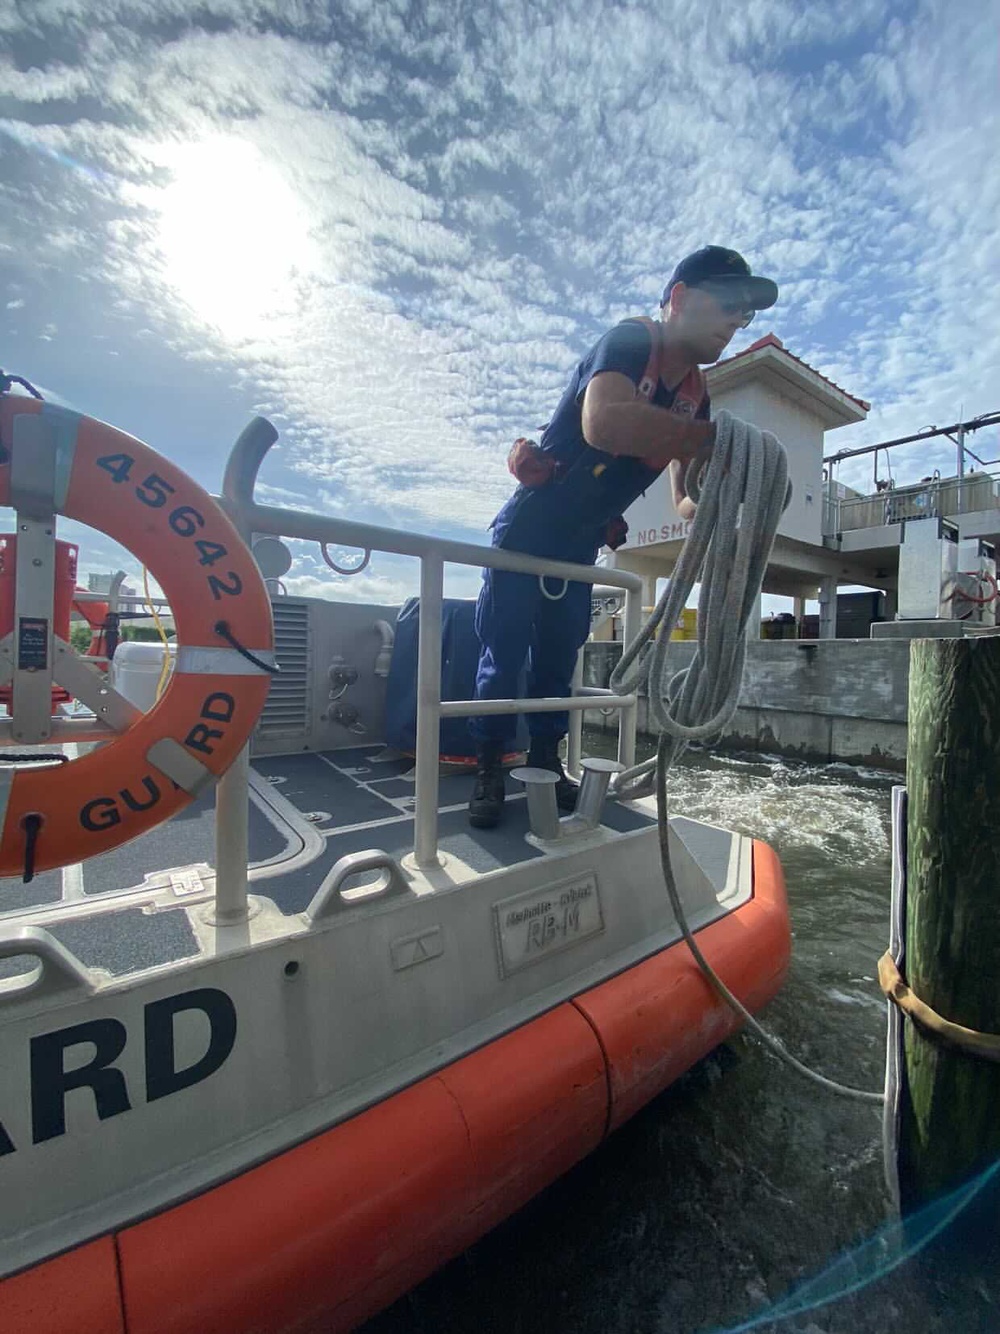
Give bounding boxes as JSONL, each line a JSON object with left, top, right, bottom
{"left": 109, "top": 640, "right": 177, "bottom": 712}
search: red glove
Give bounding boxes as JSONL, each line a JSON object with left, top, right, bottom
{"left": 604, "top": 515, "right": 629, "bottom": 550}
{"left": 508, "top": 437, "right": 558, "bottom": 487}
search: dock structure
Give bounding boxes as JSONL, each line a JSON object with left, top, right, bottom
{"left": 600, "top": 331, "right": 1000, "bottom": 644}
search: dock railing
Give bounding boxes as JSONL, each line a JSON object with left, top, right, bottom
{"left": 823, "top": 474, "right": 1000, "bottom": 537}
{"left": 216, "top": 418, "right": 642, "bottom": 902}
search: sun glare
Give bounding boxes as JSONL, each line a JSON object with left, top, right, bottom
{"left": 153, "top": 135, "right": 315, "bottom": 339}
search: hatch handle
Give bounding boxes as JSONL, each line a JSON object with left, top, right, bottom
{"left": 0, "top": 927, "right": 96, "bottom": 1002}
{"left": 306, "top": 849, "right": 411, "bottom": 922}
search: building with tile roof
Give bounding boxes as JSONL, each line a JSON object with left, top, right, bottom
{"left": 603, "top": 333, "right": 1000, "bottom": 637}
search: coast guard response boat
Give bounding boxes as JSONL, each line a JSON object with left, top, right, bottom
{"left": 0, "top": 391, "right": 790, "bottom": 1334}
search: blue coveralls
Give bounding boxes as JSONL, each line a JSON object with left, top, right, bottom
{"left": 470, "top": 319, "right": 709, "bottom": 746}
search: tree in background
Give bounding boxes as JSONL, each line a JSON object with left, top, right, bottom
{"left": 68, "top": 622, "right": 174, "bottom": 653}
{"left": 122, "top": 626, "right": 175, "bottom": 643}
{"left": 69, "top": 623, "right": 93, "bottom": 654}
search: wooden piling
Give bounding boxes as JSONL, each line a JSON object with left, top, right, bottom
{"left": 898, "top": 634, "right": 1000, "bottom": 1212}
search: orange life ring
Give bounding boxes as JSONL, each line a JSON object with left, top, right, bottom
{"left": 0, "top": 396, "right": 274, "bottom": 878}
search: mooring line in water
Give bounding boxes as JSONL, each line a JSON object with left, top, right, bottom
{"left": 611, "top": 412, "right": 884, "bottom": 1105}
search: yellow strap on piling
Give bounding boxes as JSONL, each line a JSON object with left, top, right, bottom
{"left": 878, "top": 951, "right": 1000, "bottom": 1064}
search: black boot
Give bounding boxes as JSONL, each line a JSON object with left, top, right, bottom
{"left": 527, "top": 737, "right": 579, "bottom": 812}
{"left": 469, "top": 743, "right": 506, "bottom": 828}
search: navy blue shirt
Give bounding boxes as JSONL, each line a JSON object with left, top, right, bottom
{"left": 491, "top": 320, "right": 710, "bottom": 559}
{"left": 538, "top": 318, "right": 710, "bottom": 467}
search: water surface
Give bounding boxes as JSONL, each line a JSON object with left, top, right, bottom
{"left": 363, "top": 742, "right": 997, "bottom": 1334}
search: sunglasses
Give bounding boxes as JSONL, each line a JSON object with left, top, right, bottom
{"left": 695, "top": 284, "right": 757, "bottom": 328}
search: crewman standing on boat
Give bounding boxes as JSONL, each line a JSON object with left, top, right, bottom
{"left": 468, "top": 246, "right": 778, "bottom": 828}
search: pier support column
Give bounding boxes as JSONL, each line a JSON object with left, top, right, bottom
{"left": 818, "top": 577, "right": 838, "bottom": 639}
{"left": 899, "top": 635, "right": 1000, "bottom": 1212}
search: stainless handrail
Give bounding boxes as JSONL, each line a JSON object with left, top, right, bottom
{"left": 218, "top": 418, "right": 642, "bottom": 875}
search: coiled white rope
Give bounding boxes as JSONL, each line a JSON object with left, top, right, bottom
{"left": 611, "top": 410, "right": 790, "bottom": 791}
{"left": 610, "top": 410, "right": 884, "bottom": 1106}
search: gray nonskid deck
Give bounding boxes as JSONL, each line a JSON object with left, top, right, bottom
{"left": 0, "top": 745, "right": 656, "bottom": 978}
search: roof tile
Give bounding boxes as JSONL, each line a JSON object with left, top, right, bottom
{"left": 714, "top": 332, "right": 870, "bottom": 412}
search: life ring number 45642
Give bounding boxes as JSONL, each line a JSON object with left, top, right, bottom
{"left": 96, "top": 452, "right": 242, "bottom": 600}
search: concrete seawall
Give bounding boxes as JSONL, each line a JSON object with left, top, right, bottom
{"left": 583, "top": 639, "right": 910, "bottom": 771}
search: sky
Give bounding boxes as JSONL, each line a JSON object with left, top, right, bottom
{"left": 1, "top": 0, "right": 998, "bottom": 609}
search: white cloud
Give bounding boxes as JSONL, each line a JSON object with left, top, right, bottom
{"left": 1, "top": 0, "right": 998, "bottom": 543}
{"left": 0, "top": 59, "right": 92, "bottom": 102}
{"left": 281, "top": 547, "right": 481, "bottom": 606}
{"left": 798, "top": 0, "right": 1000, "bottom": 493}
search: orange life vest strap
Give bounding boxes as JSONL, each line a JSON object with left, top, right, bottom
{"left": 631, "top": 316, "right": 707, "bottom": 419}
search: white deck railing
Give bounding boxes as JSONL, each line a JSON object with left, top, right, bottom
{"left": 214, "top": 418, "right": 642, "bottom": 908}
